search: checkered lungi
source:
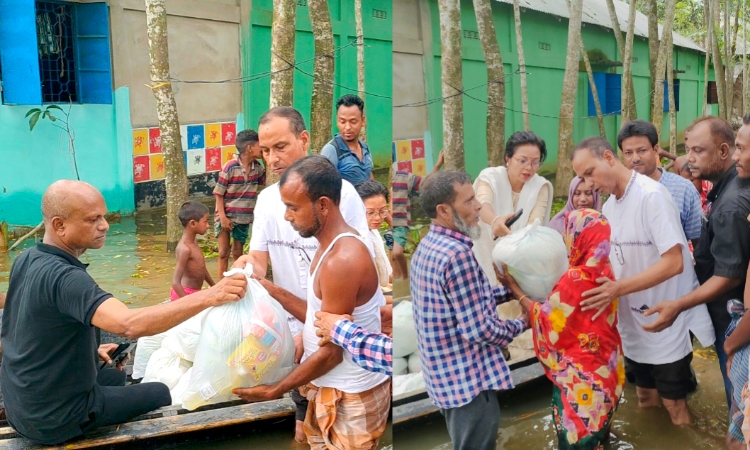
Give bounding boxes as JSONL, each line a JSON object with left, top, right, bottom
{"left": 300, "top": 379, "right": 391, "bottom": 450}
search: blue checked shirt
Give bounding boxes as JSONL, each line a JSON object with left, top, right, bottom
{"left": 658, "top": 168, "right": 703, "bottom": 241}
{"left": 330, "top": 319, "right": 392, "bottom": 376}
{"left": 410, "top": 224, "right": 527, "bottom": 409}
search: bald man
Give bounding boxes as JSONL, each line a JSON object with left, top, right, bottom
{"left": 0, "top": 180, "right": 247, "bottom": 445}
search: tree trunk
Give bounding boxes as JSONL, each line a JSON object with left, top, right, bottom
{"left": 581, "top": 36, "right": 606, "bottom": 138}
{"left": 744, "top": 0, "right": 749, "bottom": 117}
{"left": 604, "top": 0, "right": 636, "bottom": 118}
{"left": 0, "top": 222, "right": 7, "bottom": 252}
{"left": 555, "top": 0, "right": 583, "bottom": 195}
{"left": 473, "top": 0, "right": 505, "bottom": 167}
{"left": 650, "top": 0, "right": 677, "bottom": 135}
{"left": 667, "top": 32, "right": 677, "bottom": 154}
{"left": 702, "top": 0, "right": 711, "bottom": 115}
{"left": 724, "top": 0, "right": 734, "bottom": 119}
{"left": 647, "top": 0, "right": 660, "bottom": 118}
{"left": 731, "top": 0, "right": 740, "bottom": 56}
{"left": 354, "top": 0, "right": 367, "bottom": 142}
{"left": 711, "top": 0, "right": 728, "bottom": 120}
{"left": 513, "top": 0, "right": 530, "bottom": 131}
{"left": 621, "top": 0, "right": 637, "bottom": 124}
{"left": 308, "top": 0, "right": 334, "bottom": 155}
{"left": 145, "top": 0, "right": 189, "bottom": 252}
{"left": 269, "top": 0, "right": 296, "bottom": 109}
{"left": 438, "top": 0, "right": 465, "bottom": 171}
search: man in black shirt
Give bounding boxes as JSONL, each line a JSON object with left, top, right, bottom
{"left": 1, "top": 180, "right": 247, "bottom": 445}
{"left": 644, "top": 117, "right": 750, "bottom": 443}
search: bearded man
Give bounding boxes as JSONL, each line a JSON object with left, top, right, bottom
{"left": 409, "top": 170, "right": 527, "bottom": 450}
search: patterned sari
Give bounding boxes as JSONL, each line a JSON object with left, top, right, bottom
{"left": 530, "top": 209, "right": 625, "bottom": 449}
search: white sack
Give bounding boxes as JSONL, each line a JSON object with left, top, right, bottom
{"left": 407, "top": 350, "right": 422, "bottom": 373}
{"left": 394, "top": 357, "right": 408, "bottom": 376}
{"left": 393, "top": 301, "right": 418, "bottom": 358}
{"left": 142, "top": 347, "right": 191, "bottom": 390}
{"left": 170, "top": 367, "right": 193, "bottom": 406}
{"left": 393, "top": 373, "right": 426, "bottom": 396}
{"left": 161, "top": 309, "right": 209, "bottom": 362}
{"left": 132, "top": 332, "right": 166, "bottom": 380}
{"left": 492, "top": 219, "right": 568, "bottom": 301}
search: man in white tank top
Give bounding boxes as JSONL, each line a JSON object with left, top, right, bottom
{"left": 233, "top": 107, "right": 373, "bottom": 442}
{"left": 235, "top": 156, "right": 390, "bottom": 450}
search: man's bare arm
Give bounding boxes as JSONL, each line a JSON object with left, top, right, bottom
{"left": 233, "top": 250, "right": 270, "bottom": 278}
{"left": 0, "top": 291, "right": 5, "bottom": 309}
{"left": 644, "top": 275, "right": 741, "bottom": 332}
{"left": 92, "top": 274, "right": 246, "bottom": 339}
{"left": 582, "top": 244, "right": 683, "bottom": 319}
{"left": 256, "top": 277, "right": 307, "bottom": 322}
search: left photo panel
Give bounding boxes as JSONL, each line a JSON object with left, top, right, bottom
{"left": 0, "top": 0, "right": 393, "bottom": 448}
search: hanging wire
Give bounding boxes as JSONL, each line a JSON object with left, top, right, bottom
{"left": 165, "top": 35, "right": 657, "bottom": 122}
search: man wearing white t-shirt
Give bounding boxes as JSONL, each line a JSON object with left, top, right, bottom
{"left": 233, "top": 106, "right": 372, "bottom": 442}
{"left": 571, "top": 136, "right": 714, "bottom": 425}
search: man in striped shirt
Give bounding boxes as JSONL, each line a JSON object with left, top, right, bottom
{"left": 410, "top": 170, "right": 527, "bottom": 450}
{"left": 213, "top": 129, "right": 266, "bottom": 275}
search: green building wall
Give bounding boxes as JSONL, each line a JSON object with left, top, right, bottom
{"left": 242, "top": 0, "right": 393, "bottom": 168}
{"left": 422, "top": 0, "right": 717, "bottom": 179}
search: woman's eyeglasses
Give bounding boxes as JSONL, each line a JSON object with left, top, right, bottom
{"left": 366, "top": 208, "right": 390, "bottom": 219}
{"left": 511, "top": 157, "right": 542, "bottom": 170}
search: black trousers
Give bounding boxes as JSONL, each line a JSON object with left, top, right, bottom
{"left": 292, "top": 387, "right": 309, "bottom": 422}
{"left": 440, "top": 390, "right": 500, "bottom": 450}
{"left": 79, "top": 368, "right": 171, "bottom": 434}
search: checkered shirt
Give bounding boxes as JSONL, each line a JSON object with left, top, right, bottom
{"left": 658, "top": 168, "right": 703, "bottom": 240}
{"left": 330, "top": 319, "right": 392, "bottom": 376}
{"left": 410, "top": 224, "right": 526, "bottom": 409}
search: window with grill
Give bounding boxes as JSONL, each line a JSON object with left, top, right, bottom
{"left": 36, "top": 1, "right": 78, "bottom": 103}
{"left": 0, "top": 0, "right": 112, "bottom": 105}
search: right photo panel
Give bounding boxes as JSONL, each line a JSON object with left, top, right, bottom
{"left": 391, "top": 0, "right": 736, "bottom": 449}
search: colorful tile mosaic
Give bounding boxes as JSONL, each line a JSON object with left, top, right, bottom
{"left": 132, "top": 121, "right": 237, "bottom": 183}
{"left": 393, "top": 138, "right": 428, "bottom": 176}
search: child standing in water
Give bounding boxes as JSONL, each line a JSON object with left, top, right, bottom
{"left": 171, "top": 200, "right": 215, "bottom": 300}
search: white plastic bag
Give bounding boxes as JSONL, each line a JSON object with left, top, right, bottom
{"left": 161, "top": 309, "right": 209, "bottom": 362}
{"left": 394, "top": 357, "right": 408, "bottom": 376}
{"left": 170, "top": 367, "right": 193, "bottom": 406}
{"left": 393, "top": 301, "right": 418, "bottom": 358}
{"left": 492, "top": 219, "right": 568, "bottom": 301}
{"left": 393, "top": 373, "right": 426, "bottom": 396}
{"left": 408, "top": 350, "right": 422, "bottom": 373}
{"left": 182, "top": 267, "right": 295, "bottom": 410}
{"left": 142, "top": 347, "right": 192, "bottom": 390}
{"left": 132, "top": 332, "right": 167, "bottom": 380}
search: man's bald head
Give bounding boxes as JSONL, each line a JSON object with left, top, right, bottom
{"left": 42, "top": 180, "right": 103, "bottom": 222}
{"left": 41, "top": 180, "right": 109, "bottom": 255}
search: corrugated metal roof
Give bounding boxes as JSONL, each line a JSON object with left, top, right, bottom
{"left": 495, "top": 0, "right": 705, "bottom": 53}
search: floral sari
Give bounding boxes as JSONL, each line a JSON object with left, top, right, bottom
{"left": 530, "top": 209, "right": 625, "bottom": 449}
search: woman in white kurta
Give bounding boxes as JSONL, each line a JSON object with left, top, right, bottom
{"left": 473, "top": 131, "right": 554, "bottom": 285}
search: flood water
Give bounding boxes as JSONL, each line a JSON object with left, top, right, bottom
{"left": 0, "top": 175, "right": 393, "bottom": 449}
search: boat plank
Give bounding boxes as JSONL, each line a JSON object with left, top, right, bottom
{"left": 392, "top": 362, "right": 546, "bottom": 425}
{"left": 0, "top": 398, "right": 295, "bottom": 449}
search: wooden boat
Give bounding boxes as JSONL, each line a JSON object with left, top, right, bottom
{"left": 391, "top": 296, "right": 547, "bottom": 425}
{"left": 0, "top": 394, "right": 295, "bottom": 449}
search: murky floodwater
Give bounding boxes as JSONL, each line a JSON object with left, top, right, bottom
{"left": 0, "top": 171, "right": 393, "bottom": 449}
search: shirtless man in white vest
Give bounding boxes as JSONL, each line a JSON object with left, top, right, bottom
{"left": 235, "top": 156, "right": 390, "bottom": 449}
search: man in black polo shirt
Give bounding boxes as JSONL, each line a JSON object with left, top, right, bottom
{"left": 644, "top": 117, "right": 750, "bottom": 431}
{"left": 1, "top": 180, "right": 247, "bottom": 445}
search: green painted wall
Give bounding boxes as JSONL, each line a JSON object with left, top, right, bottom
{"left": 422, "top": 0, "right": 717, "bottom": 179}
{"left": 242, "top": 0, "right": 393, "bottom": 168}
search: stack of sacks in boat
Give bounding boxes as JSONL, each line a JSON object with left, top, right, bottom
{"left": 133, "top": 309, "right": 208, "bottom": 406}
{"left": 133, "top": 265, "right": 296, "bottom": 409}
{"left": 392, "top": 301, "right": 427, "bottom": 396}
{"left": 492, "top": 219, "right": 569, "bottom": 359}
